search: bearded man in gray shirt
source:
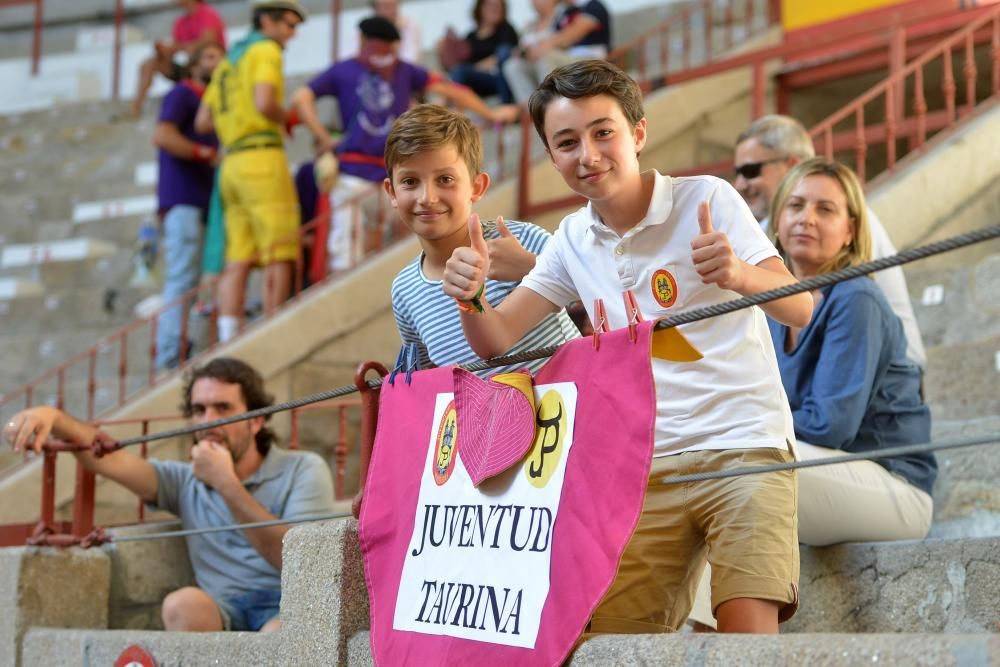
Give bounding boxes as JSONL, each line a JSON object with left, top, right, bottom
{"left": 4, "top": 357, "right": 336, "bottom": 633}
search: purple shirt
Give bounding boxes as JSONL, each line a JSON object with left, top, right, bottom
{"left": 157, "top": 81, "right": 218, "bottom": 213}
{"left": 307, "top": 59, "right": 431, "bottom": 182}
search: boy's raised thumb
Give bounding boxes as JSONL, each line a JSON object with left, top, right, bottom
{"left": 469, "top": 214, "right": 488, "bottom": 255}
{"left": 496, "top": 216, "right": 513, "bottom": 238}
{"left": 697, "top": 201, "right": 714, "bottom": 235}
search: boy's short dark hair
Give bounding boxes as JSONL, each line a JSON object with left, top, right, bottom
{"left": 384, "top": 104, "right": 484, "bottom": 180}
{"left": 252, "top": 8, "right": 287, "bottom": 30}
{"left": 529, "top": 59, "right": 645, "bottom": 149}
{"left": 180, "top": 357, "right": 276, "bottom": 456}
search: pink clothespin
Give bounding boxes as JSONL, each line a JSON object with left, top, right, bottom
{"left": 592, "top": 298, "right": 609, "bottom": 350}
{"left": 623, "top": 290, "right": 644, "bottom": 343}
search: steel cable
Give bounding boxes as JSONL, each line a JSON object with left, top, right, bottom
{"left": 111, "top": 223, "right": 1000, "bottom": 449}
{"left": 69, "top": 224, "right": 1000, "bottom": 544}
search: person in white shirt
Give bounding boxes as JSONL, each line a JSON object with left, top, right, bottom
{"left": 443, "top": 60, "right": 814, "bottom": 634}
{"left": 733, "top": 114, "right": 926, "bottom": 369}
{"left": 502, "top": 0, "right": 611, "bottom": 103}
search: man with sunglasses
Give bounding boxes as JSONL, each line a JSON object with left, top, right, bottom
{"left": 733, "top": 115, "right": 926, "bottom": 369}
{"left": 733, "top": 115, "right": 813, "bottom": 226}
{"left": 195, "top": 0, "right": 307, "bottom": 347}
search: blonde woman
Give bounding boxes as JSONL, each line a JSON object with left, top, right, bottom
{"left": 769, "top": 157, "right": 935, "bottom": 545}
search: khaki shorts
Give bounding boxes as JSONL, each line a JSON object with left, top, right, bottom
{"left": 220, "top": 147, "right": 300, "bottom": 265}
{"left": 589, "top": 447, "right": 799, "bottom": 633}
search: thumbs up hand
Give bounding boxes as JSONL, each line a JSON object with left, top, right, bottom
{"left": 444, "top": 214, "right": 491, "bottom": 301}
{"left": 486, "top": 217, "right": 536, "bottom": 282}
{"left": 691, "top": 201, "right": 744, "bottom": 291}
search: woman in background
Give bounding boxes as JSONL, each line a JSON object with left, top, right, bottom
{"left": 769, "top": 157, "right": 936, "bottom": 545}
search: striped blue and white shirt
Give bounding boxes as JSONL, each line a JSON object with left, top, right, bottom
{"left": 391, "top": 220, "right": 581, "bottom": 376}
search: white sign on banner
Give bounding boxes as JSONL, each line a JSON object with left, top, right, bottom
{"left": 392, "top": 382, "right": 578, "bottom": 648}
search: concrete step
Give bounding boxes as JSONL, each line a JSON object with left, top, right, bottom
{"left": 1, "top": 247, "right": 135, "bottom": 291}
{"left": 0, "top": 238, "right": 117, "bottom": 271}
{"left": 71, "top": 194, "right": 157, "bottom": 226}
{"left": 20, "top": 627, "right": 1000, "bottom": 667}
{"left": 568, "top": 633, "right": 1000, "bottom": 666}
{"left": 0, "top": 140, "right": 154, "bottom": 195}
{"left": 0, "top": 372, "right": 161, "bottom": 444}
{"left": 0, "top": 284, "right": 156, "bottom": 335}
{"left": 905, "top": 251, "right": 1000, "bottom": 350}
{"left": 9, "top": 518, "right": 1000, "bottom": 666}
{"left": 63, "top": 213, "right": 150, "bottom": 246}
{"left": 929, "top": 417, "right": 1000, "bottom": 539}
{"left": 924, "top": 335, "right": 1000, "bottom": 422}
{"left": 132, "top": 161, "right": 157, "bottom": 188}
{"left": 0, "top": 327, "right": 159, "bottom": 394}
{"left": 0, "top": 277, "right": 43, "bottom": 300}
{"left": 0, "top": 176, "right": 156, "bottom": 224}
{"left": 785, "top": 536, "right": 1000, "bottom": 633}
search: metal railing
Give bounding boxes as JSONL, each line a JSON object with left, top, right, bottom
{"left": 6, "top": 0, "right": 995, "bottom": 437}
{"left": 810, "top": 4, "right": 1000, "bottom": 184}
{"left": 9, "top": 220, "right": 1000, "bottom": 549}
{"left": 0, "top": 185, "right": 396, "bottom": 453}
{"left": 0, "top": 396, "right": 362, "bottom": 547}
{"left": 0, "top": 0, "right": 43, "bottom": 75}
{"left": 515, "top": 0, "right": 1000, "bottom": 216}
{"left": 516, "top": 0, "right": 779, "bottom": 220}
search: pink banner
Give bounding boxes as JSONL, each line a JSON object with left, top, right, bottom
{"left": 359, "top": 321, "right": 657, "bottom": 666}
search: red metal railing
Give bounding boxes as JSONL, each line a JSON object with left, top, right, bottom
{"left": 0, "top": 0, "right": 43, "bottom": 75}
{"left": 0, "top": 119, "right": 525, "bottom": 435}
{"left": 0, "top": 396, "right": 363, "bottom": 547}
{"left": 810, "top": 4, "right": 1000, "bottom": 185}
{"left": 515, "top": 0, "right": 1000, "bottom": 216}
{"left": 607, "top": 0, "right": 775, "bottom": 83}
{"left": 0, "top": 185, "right": 396, "bottom": 459}
{"left": 517, "top": 0, "right": 779, "bottom": 220}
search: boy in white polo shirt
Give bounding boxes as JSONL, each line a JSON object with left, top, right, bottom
{"left": 442, "top": 60, "right": 814, "bottom": 633}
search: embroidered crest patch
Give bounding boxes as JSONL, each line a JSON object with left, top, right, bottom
{"left": 651, "top": 269, "right": 678, "bottom": 308}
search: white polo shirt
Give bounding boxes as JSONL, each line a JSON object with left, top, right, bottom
{"left": 521, "top": 170, "right": 795, "bottom": 457}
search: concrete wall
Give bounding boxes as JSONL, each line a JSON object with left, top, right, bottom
{"left": 868, "top": 102, "right": 1000, "bottom": 254}
{"left": 12, "top": 521, "right": 1000, "bottom": 666}
{"left": 0, "top": 546, "right": 109, "bottom": 666}
{"left": 103, "top": 521, "right": 194, "bottom": 630}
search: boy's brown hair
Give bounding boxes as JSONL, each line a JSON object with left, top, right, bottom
{"left": 384, "top": 104, "right": 484, "bottom": 180}
{"left": 528, "top": 59, "right": 645, "bottom": 149}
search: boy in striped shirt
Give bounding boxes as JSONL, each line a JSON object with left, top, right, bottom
{"left": 384, "top": 104, "right": 580, "bottom": 374}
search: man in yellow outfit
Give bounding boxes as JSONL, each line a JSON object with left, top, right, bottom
{"left": 196, "top": 0, "right": 306, "bottom": 343}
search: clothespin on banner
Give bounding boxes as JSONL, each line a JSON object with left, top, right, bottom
{"left": 388, "top": 345, "right": 407, "bottom": 386}
{"left": 404, "top": 343, "right": 420, "bottom": 385}
{"left": 592, "top": 298, "right": 610, "bottom": 350}
{"left": 623, "top": 290, "right": 644, "bottom": 343}
{"left": 388, "top": 344, "right": 421, "bottom": 386}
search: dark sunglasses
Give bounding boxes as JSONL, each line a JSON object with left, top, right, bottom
{"left": 734, "top": 157, "right": 786, "bottom": 180}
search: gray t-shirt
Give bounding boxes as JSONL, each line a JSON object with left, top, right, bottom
{"left": 149, "top": 446, "right": 335, "bottom": 603}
